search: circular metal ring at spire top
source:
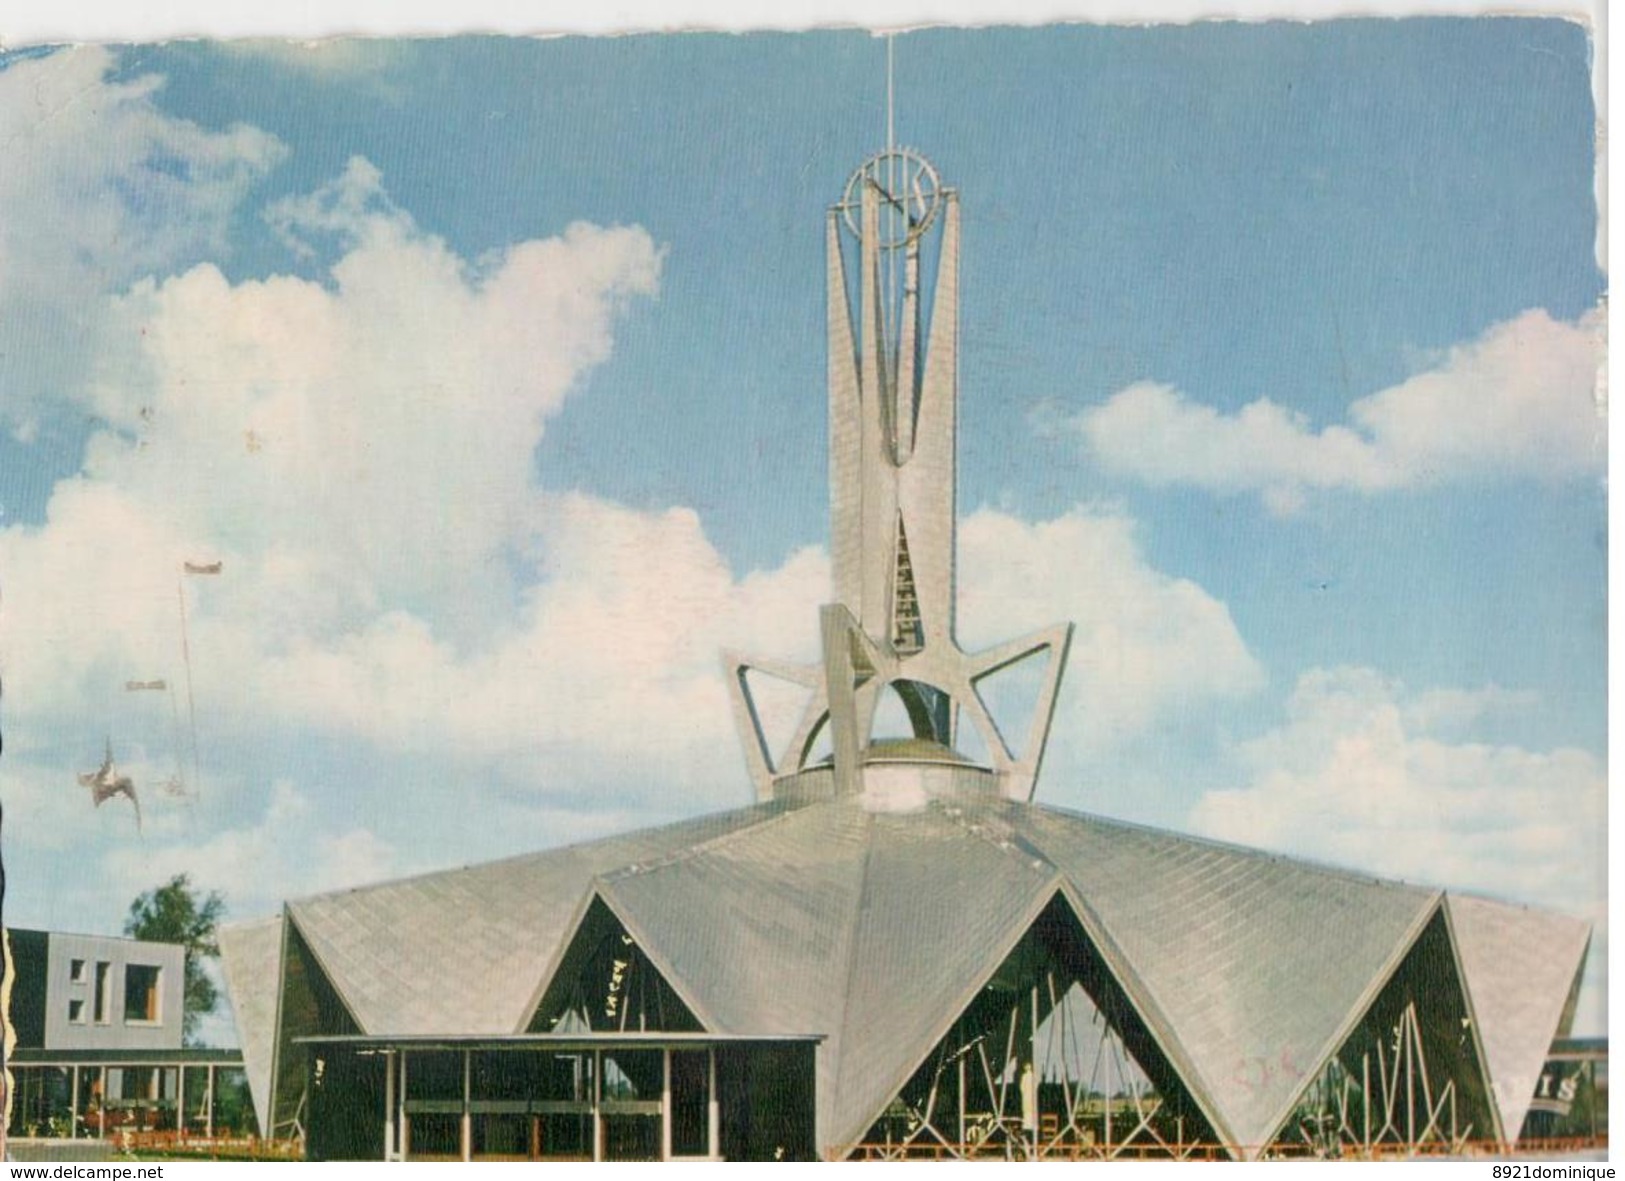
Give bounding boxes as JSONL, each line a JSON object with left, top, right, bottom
{"left": 839, "top": 148, "right": 942, "bottom": 248}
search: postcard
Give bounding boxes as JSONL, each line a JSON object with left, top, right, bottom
{"left": 0, "top": 12, "right": 1605, "bottom": 1162}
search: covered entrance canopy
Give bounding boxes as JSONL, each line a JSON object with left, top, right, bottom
{"left": 296, "top": 1033, "right": 820, "bottom": 1161}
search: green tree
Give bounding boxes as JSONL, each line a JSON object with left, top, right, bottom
{"left": 123, "top": 873, "right": 225, "bottom": 1045}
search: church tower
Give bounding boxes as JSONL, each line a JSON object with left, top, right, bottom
{"left": 726, "top": 146, "right": 1073, "bottom": 805}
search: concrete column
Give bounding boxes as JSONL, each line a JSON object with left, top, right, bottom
{"left": 660, "top": 1049, "right": 671, "bottom": 1161}
{"left": 383, "top": 1053, "right": 395, "bottom": 1161}
{"left": 70, "top": 1066, "right": 80, "bottom": 1140}
{"left": 460, "top": 1050, "right": 472, "bottom": 1162}
{"left": 707, "top": 1049, "right": 719, "bottom": 1160}
{"left": 400, "top": 1053, "right": 410, "bottom": 1162}
{"left": 205, "top": 1065, "right": 214, "bottom": 1140}
{"left": 591, "top": 1051, "right": 601, "bottom": 1162}
{"left": 178, "top": 1065, "right": 186, "bottom": 1137}
{"left": 98, "top": 1068, "right": 106, "bottom": 1138}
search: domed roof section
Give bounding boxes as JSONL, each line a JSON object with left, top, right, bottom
{"left": 861, "top": 736, "right": 973, "bottom": 764}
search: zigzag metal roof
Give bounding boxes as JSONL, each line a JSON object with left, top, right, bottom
{"left": 282, "top": 803, "right": 789, "bottom": 1036}
{"left": 227, "top": 792, "right": 1585, "bottom": 1157}
{"left": 824, "top": 807, "right": 1061, "bottom": 1152}
{"left": 593, "top": 801, "right": 871, "bottom": 1123}
{"left": 1448, "top": 893, "right": 1592, "bottom": 1142}
{"left": 596, "top": 799, "right": 1064, "bottom": 1150}
{"left": 1017, "top": 806, "right": 1439, "bottom": 1151}
{"left": 217, "top": 915, "right": 284, "bottom": 1137}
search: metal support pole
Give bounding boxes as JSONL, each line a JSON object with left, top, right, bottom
{"left": 99, "top": 1068, "right": 106, "bottom": 1139}
{"left": 1031, "top": 983, "right": 1040, "bottom": 1158}
{"left": 178, "top": 1064, "right": 186, "bottom": 1137}
{"left": 206, "top": 1064, "right": 215, "bottom": 1140}
{"left": 661, "top": 1049, "right": 672, "bottom": 1161}
{"left": 1405, "top": 1012, "right": 1415, "bottom": 1151}
{"left": 708, "top": 1049, "right": 720, "bottom": 1159}
{"left": 1362, "top": 1053, "right": 1370, "bottom": 1152}
{"left": 460, "top": 1049, "right": 472, "bottom": 1162}
{"left": 384, "top": 1053, "right": 395, "bottom": 1161}
{"left": 1104, "top": 1023, "right": 1113, "bottom": 1158}
{"left": 70, "top": 1066, "right": 80, "bottom": 1140}
{"left": 400, "top": 1052, "right": 410, "bottom": 1162}
{"left": 957, "top": 1055, "right": 966, "bottom": 1154}
{"left": 592, "top": 1051, "right": 601, "bottom": 1162}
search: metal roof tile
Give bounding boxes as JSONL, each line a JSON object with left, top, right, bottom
{"left": 1448, "top": 893, "right": 1592, "bottom": 1141}
{"left": 284, "top": 802, "right": 792, "bottom": 1036}
{"left": 1015, "top": 805, "right": 1438, "bottom": 1148}
{"left": 218, "top": 915, "right": 284, "bottom": 1135}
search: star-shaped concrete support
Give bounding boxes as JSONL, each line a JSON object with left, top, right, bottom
{"left": 726, "top": 606, "right": 1072, "bottom": 803}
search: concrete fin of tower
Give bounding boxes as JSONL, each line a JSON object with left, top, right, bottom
{"left": 729, "top": 153, "right": 1073, "bottom": 805}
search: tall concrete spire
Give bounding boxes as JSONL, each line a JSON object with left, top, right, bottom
{"left": 727, "top": 147, "right": 1072, "bottom": 805}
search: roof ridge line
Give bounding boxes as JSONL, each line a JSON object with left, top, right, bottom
{"left": 826, "top": 809, "right": 877, "bottom": 1141}
{"left": 282, "top": 908, "right": 368, "bottom": 1036}
{"left": 827, "top": 869, "right": 1070, "bottom": 1157}
{"left": 510, "top": 880, "right": 607, "bottom": 1034}
{"left": 1442, "top": 885, "right": 1597, "bottom": 920}
{"left": 1014, "top": 820, "right": 1244, "bottom": 1149}
{"left": 936, "top": 799, "right": 1056, "bottom": 874}
{"left": 591, "top": 887, "right": 725, "bottom": 1034}
{"left": 1030, "top": 800, "right": 1439, "bottom": 894}
{"left": 283, "top": 800, "right": 788, "bottom": 906}
{"left": 1250, "top": 887, "right": 1447, "bottom": 1157}
{"left": 595, "top": 797, "right": 811, "bottom": 882}
{"left": 1438, "top": 894, "right": 1506, "bottom": 1143}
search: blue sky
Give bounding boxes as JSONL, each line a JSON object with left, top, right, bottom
{"left": 0, "top": 23, "right": 1606, "bottom": 1039}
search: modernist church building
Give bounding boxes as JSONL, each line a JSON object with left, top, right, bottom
{"left": 221, "top": 145, "right": 1594, "bottom": 1162}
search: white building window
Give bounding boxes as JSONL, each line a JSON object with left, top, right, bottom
{"left": 124, "top": 964, "right": 162, "bottom": 1024}
{"left": 94, "top": 961, "right": 112, "bottom": 1024}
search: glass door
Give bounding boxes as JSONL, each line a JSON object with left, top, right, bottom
{"left": 669, "top": 1049, "right": 712, "bottom": 1159}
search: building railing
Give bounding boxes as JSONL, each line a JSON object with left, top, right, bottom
{"left": 114, "top": 1130, "right": 303, "bottom": 1160}
{"left": 848, "top": 1135, "right": 1609, "bottom": 1161}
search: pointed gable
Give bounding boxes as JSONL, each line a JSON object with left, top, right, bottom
{"left": 1448, "top": 893, "right": 1591, "bottom": 1142}
{"left": 826, "top": 803, "right": 1060, "bottom": 1152}
{"left": 219, "top": 915, "right": 285, "bottom": 1136}
{"left": 575, "top": 796, "right": 1060, "bottom": 1156}
{"left": 1016, "top": 805, "right": 1438, "bottom": 1149}
{"left": 592, "top": 802, "right": 868, "bottom": 1033}
{"left": 283, "top": 803, "right": 789, "bottom": 1036}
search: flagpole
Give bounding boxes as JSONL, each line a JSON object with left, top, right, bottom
{"left": 177, "top": 575, "right": 199, "bottom": 804}
{"left": 178, "top": 561, "right": 221, "bottom": 807}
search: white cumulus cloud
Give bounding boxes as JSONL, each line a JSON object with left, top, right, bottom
{"left": 102, "top": 780, "right": 401, "bottom": 916}
{"left": 0, "top": 155, "right": 666, "bottom": 719}
{"left": 1076, "top": 308, "right": 1605, "bottom": 512}
{"left": 0, "top": 57, "right": 1266, "bottom": 952}
{"left": 1189, "top": 667, "right": 1606, "bottom": 1032}
{"left": 0, "top": 47, "right": 286, "bottom": 422}
{"left": 959, "top": 507, "right": 1265, "bottom": 758}
{"left": 1190, "top": 666, "right": 1605, "bottom": 919}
